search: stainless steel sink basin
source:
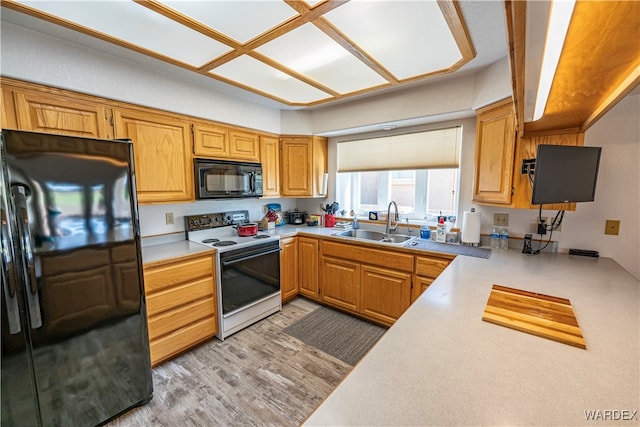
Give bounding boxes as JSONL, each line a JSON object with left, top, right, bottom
{"left": 333, "top": 229, "right": 416, "bottom": 246}
{"left": 334, "top": 229, "right": 387, "bottom": 240}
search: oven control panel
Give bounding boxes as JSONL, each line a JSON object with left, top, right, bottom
{"left": 185, "top": 210, "right": 250, "bottom": 231}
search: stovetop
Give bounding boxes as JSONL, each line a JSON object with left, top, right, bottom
{"left": 185, "top": 210, "right": 279, "bottom": 252}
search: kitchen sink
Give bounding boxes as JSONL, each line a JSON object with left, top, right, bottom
{"left": 333, "top": 229, "right": 416, "bottom": 246}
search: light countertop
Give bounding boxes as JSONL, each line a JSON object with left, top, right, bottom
{"left": 303, "top": 249, "right": 640, "bottom": 426}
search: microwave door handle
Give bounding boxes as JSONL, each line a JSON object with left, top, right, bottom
{"left": 1, "top": 205, "right": 22, "bottom": 334}
{"left": 249, "top": 172, "right": 255, "bottom": 194}
{"left": 11, "top": 186, "right": 42, "bottom": 329}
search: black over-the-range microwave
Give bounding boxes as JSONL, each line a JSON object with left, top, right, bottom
{"left": 195, "top": 158, "right": 263, "bottom": 199}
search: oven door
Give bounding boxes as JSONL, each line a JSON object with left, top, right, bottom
{"left": 219, "top": 241, "right": 280, "bottom": 316}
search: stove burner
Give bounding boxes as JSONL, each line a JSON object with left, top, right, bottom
{"left": 202, "top": 238, "right": 220, "bottom": 244}
{"left": 253, "top": 234, "right": 270, "bottom": 239}
{"left": 213, "top": 240, "right": 237, "bottom": 247}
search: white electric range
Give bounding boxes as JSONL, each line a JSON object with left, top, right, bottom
{"left": 185, "top": 210, "right": 281, "bottom": 340}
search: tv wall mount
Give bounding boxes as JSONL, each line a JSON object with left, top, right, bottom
{"left": 521, "top": 159, "right": 536, "bottom": 175}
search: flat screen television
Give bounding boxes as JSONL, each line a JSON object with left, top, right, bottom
{"left": 531, "top": 144, "right": 602, "bottom": 204}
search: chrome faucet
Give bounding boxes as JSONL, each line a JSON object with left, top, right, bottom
{"left": 385, "top": 201, "right": 399, "bottom": 238}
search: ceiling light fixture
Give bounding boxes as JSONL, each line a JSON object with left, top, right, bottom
{"left": 533, "top": 0, "right": 576, "bottom": 121}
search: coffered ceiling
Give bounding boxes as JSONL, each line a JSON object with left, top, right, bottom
{"left": 1, "top": 0, "right": 495, "bottom": 108}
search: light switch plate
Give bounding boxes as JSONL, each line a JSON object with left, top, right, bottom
{"left": 494, "top": 213, "right": 509, "bottom": 227}
{"left": 165, "top": 212, "right": 174, "bottom": 225}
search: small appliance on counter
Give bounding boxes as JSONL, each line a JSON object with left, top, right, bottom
{"left": 285, "top": 208, "right": 308, "bottom": 225}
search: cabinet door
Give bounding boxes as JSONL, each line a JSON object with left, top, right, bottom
{"left": 229, "top": 129, "right": 259, "bottom": 162}
{"left": 114, "top": 108, "right": 193, "bottom": 203}
{"left": 411, "top": 276, "right": 434, "bottom": 304}
{"left": 298, "top": 237, "right": 319, "bottom": 300}
{"left": 361, "top": 265, "right": 411, "bottom": 326}
{"left": 321, "top": 257, "right": 360, "bottom": 313}
{"left": 193, "top": 123, "right": 229, "bottom": 158}
{"left": 260, "top": 135, "right": 280, "bottom": 197}
{"left": 473, "top": 98, "right": 516, "bottom": 204}
{"left": 280, "top": 137, "right": 312, "bottom": 196}
{"left": 12, "top": 89, "right": 112, "bottom": 139}
{"left": 280, "top": 237, "right": 299, "bottom": 302}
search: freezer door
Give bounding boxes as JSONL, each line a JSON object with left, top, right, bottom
{"left": 1, "top": 135, "right": 42, "bottom": 427}
{"left": 1, "top": 130, "right": 152, "bottom": 426}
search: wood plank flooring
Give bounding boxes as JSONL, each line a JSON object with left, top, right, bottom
{"left": 107, "top": 298, "right": 352, "bottom": 426}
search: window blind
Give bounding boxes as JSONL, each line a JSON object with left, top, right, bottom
{"left": 337, "top": 126, "right": 461, "bottom": 172}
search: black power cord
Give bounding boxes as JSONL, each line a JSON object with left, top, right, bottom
{"left": 528, "top": 206, "right": 564, "bottom": 255}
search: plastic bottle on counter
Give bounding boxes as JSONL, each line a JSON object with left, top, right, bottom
{"left": 490, "top": 227, "right": 500, "bottom": 248}
{"left": 499, "top": 227, "right": 509, "bottom": 249}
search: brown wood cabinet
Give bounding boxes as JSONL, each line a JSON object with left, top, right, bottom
{"left": 472, "top": 98, "right": 516, "bottom": 204}
{"left": 229, "top": 129, "right": 259, "bottom": 162}
{"left": 412, "top": 255, "right": 452, "bottom": 303}
{"left": 2, "top": 81, "right": 112, "bottom": 139}
{"left": 320, "top": 240, "right": 414, "bottom": 326}
{"left": 143, "top": 252, "right": 217, "bottom": 366}
{"left": 280, "top": 237, "right": 299, "bottom": 303}
{"left": 259, "top": 135, "right": 281, "bottom": 197}
{"left": 192, "top": 122, "right": 229, "bottom": 158}
{"left": 113, "top": 108, "right": 193, "bottom": 204}
{"left": 298, "top": 236, "right": 320, "bottom": 300}
{"left": 280, "top": 136, "right": 328, "bottom": 197}
{"left": 320, "top": 257, "right": 360, "bottom": 313}
{"left": 472, "top": 98, "right": 582, "bottom": 211}
{"left": 360, "top": 265, "right": 412, "bottom": 325}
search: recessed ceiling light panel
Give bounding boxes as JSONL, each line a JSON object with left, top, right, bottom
{"left": 256, "top": 23, "right": 388, "bottom": 94}
{"left": 161, "top": 0, "right": 299, "bottom": 44}
{"left": 210, "top": 55, "right": 332, "bottom": 104}
{"left": 325, "top": 1, "right": 462, "bottom": 80}
{"left": 15, "top": 0, "right": 232, "bottom": 67}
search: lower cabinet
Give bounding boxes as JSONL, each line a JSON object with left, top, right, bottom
{"left": 321, "top": 257, "right": 360, "bottom": 312}
{"left": 412, "top": 255, "right": 452, "bottom": 303}
{"left": 361, "top": 265, "right": 412, "bottom": 326}
{"left": 143, "top": 252, "right": 217, "bottom": 366}
{"left": 298, "top": 236, "right": 320, "bottom": 300}
{"left": 320, "top": 240, "right": 414, "bottom": 327}
{"left": 280, "top": 237, "right": 299, "bottom": 303}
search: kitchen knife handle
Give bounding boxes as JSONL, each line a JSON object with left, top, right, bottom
{"left": 11, "top": 185, "right": 42, "bottom": 329}
{"left": 1, "top": 203, "right": 22, "bottom": 334}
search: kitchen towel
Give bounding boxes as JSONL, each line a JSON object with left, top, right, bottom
{"left": 461, "top": 209, "right": 481, "bottom": 244}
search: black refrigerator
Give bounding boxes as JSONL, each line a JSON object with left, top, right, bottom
{"left": 1, "top": 130, "right": 153, "bottom": 426}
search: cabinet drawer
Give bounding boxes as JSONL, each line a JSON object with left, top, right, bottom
{"left": 147, "top": 296, "right": 215, "bottom": 341}
{"left": 144, "top": 256, "right": 213, "bottom": 294}
{"left": 322, "top": 241, "right": 414, "bottom": 272}
{"left": 415, "top": 256, "right": 451, "bottom": 278}
{"left": 146, "top": 277, "right": 214, "bottom": 316}
{"left": 150, "top": 316, "right": 216, "bottom": 366}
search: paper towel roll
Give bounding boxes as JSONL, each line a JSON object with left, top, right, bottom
{"left": 461, "top": 210, "right": 481, "bottom": 244}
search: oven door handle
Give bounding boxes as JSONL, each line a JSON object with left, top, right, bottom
{"left": 221, "top": 247, "right": 281, "bottom": 266}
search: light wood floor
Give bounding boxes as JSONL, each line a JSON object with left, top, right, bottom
{"left": 108, "top": 298, "right": 352, "bottom": 427}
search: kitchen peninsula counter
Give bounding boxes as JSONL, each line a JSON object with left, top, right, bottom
{"left": 304, "top": 249, "right": 640, "bottom": 426}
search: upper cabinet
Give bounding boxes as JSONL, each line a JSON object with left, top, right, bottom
{"left": 113, "top": 108, "right": 193, "bottom": 204}
{"left": 2, "top": 80, "right": 112, "bottom": 139}
{"left": 472, "top": 98, "right": 516, "bottom": 205}
{"left": 259, "top": 135, "right": 280, "bottom": 198}
{"left": 473, "top": 98, "right": 582, "bottom": 211}
{"left": 280, "top": 136, "right": 328, "bottom": 198}
{"left": 192, "top": 122, "right": 259, "bottom": 162}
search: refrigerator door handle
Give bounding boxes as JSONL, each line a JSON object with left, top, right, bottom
{"left": 1, "top": 206, "right": 22, "bottom": 334}
{"left": 11, "top": 185, "right": 42, "bottom": 329}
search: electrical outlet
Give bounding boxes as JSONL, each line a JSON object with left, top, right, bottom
{"left": 494, "top": 213, "right": 509, "bottom": 226}
{"left": 165, "top": 212, "right": 174, "bottom": 225}
{"left": 605, "top": 219, "right": 620, "bottom": 235}
{"left": 535, "top": 216, "right": 562, "bottom": 233}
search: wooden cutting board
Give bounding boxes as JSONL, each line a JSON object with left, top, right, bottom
{"left": 482, "top": 284, "right": 586, "bottom": 349}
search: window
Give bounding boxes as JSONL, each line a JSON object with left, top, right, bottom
{"left": 335, "top": 126, "right": 462, "bottom": 221}
{"left": 337, "top": 168, "right": 458, "bottom": 220}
